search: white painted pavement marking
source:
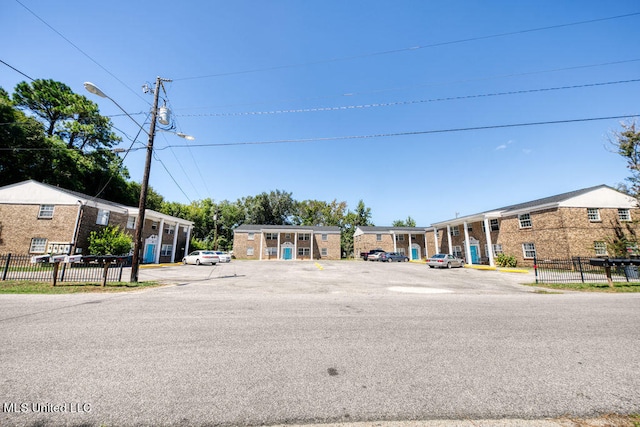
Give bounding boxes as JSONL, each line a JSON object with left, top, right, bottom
{"left": 387, "top": 286, "right": 453, "bottom": 294}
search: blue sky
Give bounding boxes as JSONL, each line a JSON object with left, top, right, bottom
{"left": 2, "top": 0, "right": 639, "bottom": 226}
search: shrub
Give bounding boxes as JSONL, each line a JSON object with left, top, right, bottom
{"left": 88, "top": 225, "right": 133, "bottom": 256}
{"left": 495, "top": 253, "right": 517, "bottom": 268}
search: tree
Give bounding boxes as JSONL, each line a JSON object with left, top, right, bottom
{"left": 392, "top": 216, "right": 417, "bottom": 227}
{"left": 611, "top": 121, "right": 640, "bottom": 198}
{"left": 341, "top": 200, "right": 374, "bottom": 258}
{"left": 88, "top": 225, "right": 133, "bottom": 256}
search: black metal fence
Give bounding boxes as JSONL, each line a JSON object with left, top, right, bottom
{"left": 534, "top": 256, "right": 640, "bottom": 284}
{"left": 1, "top": 254, "right": 127, "bottom": 284}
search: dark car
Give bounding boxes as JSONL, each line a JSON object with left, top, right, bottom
{"left": 380, "top": 252, "right": 409, "bottom": 262}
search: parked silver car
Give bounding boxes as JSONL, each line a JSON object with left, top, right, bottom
{"left": 182, "top": 250, "right": 219, "bottom": 265}
{"left": 427, "top": 253, "right": 465, "bottom": 269}
{"left": 380, "top": 252, "right": 409, "bottom": 262}
{"left": 213, "top": 251, "right": 231, "bottom": 263}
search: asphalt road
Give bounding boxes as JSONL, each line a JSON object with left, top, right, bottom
{"left": 1, "top": 260, "right": 639, "bottom": 427}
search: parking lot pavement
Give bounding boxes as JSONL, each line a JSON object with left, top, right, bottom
{"left": 139, "top": 259, "right": 537, "bottom": 295}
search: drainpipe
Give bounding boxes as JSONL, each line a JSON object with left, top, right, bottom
{"left": 70, "top": 200, "right": 86, "bottom": 255}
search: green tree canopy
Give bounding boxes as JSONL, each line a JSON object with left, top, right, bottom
{"left": 88, "top": 225, "right": 133, "bottom": 256}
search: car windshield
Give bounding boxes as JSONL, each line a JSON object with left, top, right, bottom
{"left": 433, "top": 254, "right": 446, "bottom": 259}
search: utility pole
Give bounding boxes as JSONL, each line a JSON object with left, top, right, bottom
{"left": 130, "top": 76, "right": 171, "bottom": 282}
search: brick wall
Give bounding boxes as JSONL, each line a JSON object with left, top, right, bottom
{"left": 233, "top": 230, "right": 341, "bottom": 260}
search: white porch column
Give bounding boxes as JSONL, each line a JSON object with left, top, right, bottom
{"left": 446, "top": 225, "right": 453, "bottom": 255}
{"left": 171, "top": 221, "right": 179, "bottom": 263}
{"left": 463, "top": 221, "right": 471, "bottom": 264}
{"left": 434, "top": 229, "right": 439, "bottom": 255}
{"left": 310, "top": 230, "right": 314, "bottom": 260}
{"left": 155, "top": 218, "right": 165, "bottom": 264}
{"left": 408, "top": 232, "right": 412, "bottom": 260}
{"left": 392, "top": 231, "right": 397, "bottom": 252}
{"left": 294, "top": 232, "right": 298, "bottom": 260}
{"left": 483, "top": 218, "right": 496, "bottom": 267}
{"left": 424, "top": 232, "right": 429, "bottom": 258}
{"left": 259, "top": 232, "right": 264, "bottom": 260}
{"left": 277, "top": 232, "right": 281, "bottom": 260}
{"left": 184, "top": 225, "right": 191, "bottom": 256}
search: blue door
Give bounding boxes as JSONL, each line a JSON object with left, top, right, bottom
{"left": 144, "top": 244, "right": 156, "bottom": 263}
{"left": 283, "top": 247, "right": 292, "bottom": 260}
{"left": 470, "top": 245, "right": 479, "bottom": 264}
{"left": 411, "top": 247, "right": 418, "bottom": 260}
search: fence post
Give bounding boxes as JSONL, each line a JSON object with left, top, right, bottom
{"left": 2, "top": 253, "right": 11, "bottom": 281}
{"left": 102, "top": 262, "right": 110, "bottom": 287}
{"left": 118, "top": 262, "right": 124, "bottom": 282}
{"left": 577, "top": 257, "right": 585, "bottom": 283}
{"left": 52, "top": 262, "right": 59, "bottom": 287}
{"left": 534, "top": 255, "right": 538, "bottom": 284}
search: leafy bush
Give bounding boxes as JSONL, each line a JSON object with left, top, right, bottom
{"left": 88, "top": 225, "right": 133, "bottom": 256}
{"left": 495, "top": 253, "right": 517, "bottom": 268}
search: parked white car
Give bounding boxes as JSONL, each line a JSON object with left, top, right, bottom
{"left": 213, "top": 251, "right": 231, "bottom": 263}
{"left": 182, "top": 250, "right": 219, "bottom": 265}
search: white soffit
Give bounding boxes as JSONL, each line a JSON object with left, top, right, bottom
{"left": 559, "top": 187, "right": 638, "bottom": 209}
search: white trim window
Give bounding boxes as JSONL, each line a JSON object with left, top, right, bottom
{"left": 266, "top": 247, "right": 277, "bottom": 256}
{"left": 376, "top": 234, "right": 382, "bottom": 241}
{"left": 298, "top": 233, "right": 310, "bottom": 241}
{"left": 485, "top": 244, "right": 504, "bottom": 256}
{"left": 151, "top": 221, "right": 158, "bottom": 230}
{"left": 298, "top": 247, "right": 310, "bottom": 256}
{"left": 247, "top": 233, "right": 255, "bottom": 241}
{"left": 451, "top": 226, "right": 460, "bottom": 236}
{"left": 519, "top": 213, "right": 532, "bottom": 228}
{"left": 165, "top": 224, "right": 175, "bottom": 235}
{"left": 490, "top": 219, "right": 500, "bottom": 231}
{"left": 522, "top": 242, "right": 536, "bottom": 259}
{"left": 618, "top": 209, "right": 631, "bottom": 222}
{"left": 594, "top": 241, "right": 607, "bottom": 256}
{"left": 321, "top": 234, "right": 328, "bottom": 241}
{"left": 247, "top": 247, "right": 254, "bottom": 256}
{"left": 321, "top": 248, "right": 328, "bottom": 257}
{"left": 96, "top": 209, "right": 110, "bottom": 226}
{"left": 587, "top": 208, "right": 600, "bottom": 222}
{"left": 395, "top": 234, "right": 405, "bottom": 241}
{"left": 30, "top": 238, "right": 47, "bottom": 254}
{"left": 38, "top": 205, "right": 54, "bottom": 219}
{"left": 265, "top": 233, "right": 278, "bottom": 240}
{"left": 161, "top": 244, "right": 172, "bottom": 256}
{"left": 452, "top": 245, "right": 462, "bottom": 258}
{"left": 127, "top": 216, "right": 136, "bottom": 229}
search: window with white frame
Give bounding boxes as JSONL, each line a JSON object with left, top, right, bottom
{"left": 321, "top": 234, "right": 328, "bottom": 241}
{"left": 30, "top": 238, "right": 47, "bottom": 253}
{"left": 38, "top": 205, "right": 54, "bottom": 219}
{"left": 490, "top": 219, "right": 500, "bottom": 231}
{"left": 247, "top": 247, "right": 254, "bottom": 256}
{"left": 395, "top": 234, "right": 405, "bottom": 241}
{"left": 493, "top": 244, "right": 504, "bottom": 256}
{"left": 522, "top": 242, "right": 536, "bottom": 259}
{"left": 299, "top": 233, "right": 310, "bottom": 241}
{"left": 321, "top": 248, "right": 328, "bottom": 257}
{"left": 587, "top": 208, "right": 600, "bottom": 222}
{"left": 248, "top": 233, "right": 255, "bottom": 241}
{"left": 161, "top": 244, "right": 172, "bottom": 256}
{"left": 151, "top": 221, "right": 158, "bottom": 230}
{"left": 467, "top": 224, "right": 473, "bottom": 232}
{"left": 618, "top": 209, "right": 631, "bottom": 222}
{"left": 265, "top": 233, "right": 278, "bottom": 240}
{"left": 127, "top": 216, "right": 136, "bottom": 229}
{"left": 266, "top": 247, "right": 277, "bottom": 256}
{"left": 519, "top": 213, "right": 532, "bottom": 228}
{"left": 452, "top": 245, "right": 462, "bottom": 258}
{"left": 594, "top": 241, "right": 607, "bottom": 256}
{"left": 165, "top": 224, "right": 175, "bottom": 235}
{"left": 451, "top": 226, "right": 460, "bottom": 236}
{"left": 96, "top": 209, "right": 110, "bottom": 225}
{"left": 298, "top": 247, "right": 310, "bottom": 256}
{"left": 376, "top": 234, "right": 382, "bottom": 241}
{"left": 285, "top": 233, "right": 291, "bottom": 239}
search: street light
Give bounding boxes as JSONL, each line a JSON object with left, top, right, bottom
{"left": 85, "top": 78, "right": 192, "bottom": 282}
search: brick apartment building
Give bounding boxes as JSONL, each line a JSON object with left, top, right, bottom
{"left": 0, "top": 180, "right": 194, "bottom": 264}
{"left": 233, "top": 224, "right": 341, "bottom": 260}
{"left": 353, "top": 226, "right": 434, "bottom": 261}
{"left": 429, "top": 185, "right": 640, "bottom": 267}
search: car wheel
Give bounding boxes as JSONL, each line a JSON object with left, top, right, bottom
{"left": 182, "top": 259, "right": 187, "bottom": 264}
{"left": 447, "top": 262, "right": 452, "bottom": 269}
{"left": 428, "top": 265, "right": 434, "bottom": 268}
{"left": 196, "top": 259, "right": 201, "bottom": 265}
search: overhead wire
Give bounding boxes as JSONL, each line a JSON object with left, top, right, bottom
{"left": 174, "top": 12, "right": 640, "bottom": 82}
{"left": 0, "top": 59, "right": 34, "bottom": 81}
{"left": 175, "top": 78, "right": 640, "bottom": 117}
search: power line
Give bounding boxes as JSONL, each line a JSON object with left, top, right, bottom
{"left": 174, "top": 12, "right": 640, "bottom": 82}
{"left": 13, "top": 0, "right": 150, "bottom": 105}
{"left": 157, "top": 114, "right": 640, "bottom": 150}
{"left": 0, "top": 59, "right": 34, "bottom": 81}
{"left": 175, "top": 78, "right": 640, "bottom": 118}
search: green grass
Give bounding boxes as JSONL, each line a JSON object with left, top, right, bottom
{"left": 527, "top": 281, "right": 640, "bottom": 292}
{"left": 0, "top": 280, "right": 162, "bottom": 294}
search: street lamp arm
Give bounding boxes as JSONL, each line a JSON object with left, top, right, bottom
{"left": 84, "top": 82, "right": 150, "bottom": 137}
